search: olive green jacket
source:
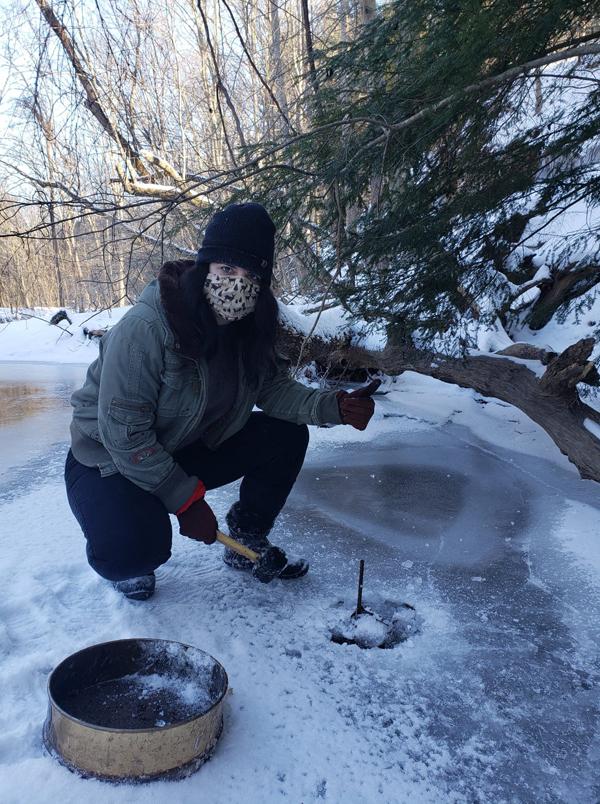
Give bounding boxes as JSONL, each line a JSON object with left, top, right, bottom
{"left": 70, "top": 277, "right": 342, "bottom": 512}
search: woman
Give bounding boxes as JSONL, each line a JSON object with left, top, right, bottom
{"left": 65, "top": 202, "right": 379, "bottom": 600}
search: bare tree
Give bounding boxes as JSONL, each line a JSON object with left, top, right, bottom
{"left": 0, "top": 0, "right": 361, "bottom": 307}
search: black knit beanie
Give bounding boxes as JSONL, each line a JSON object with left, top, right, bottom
{"left": 196, "top": 202, "right": 276, "bottom": 283}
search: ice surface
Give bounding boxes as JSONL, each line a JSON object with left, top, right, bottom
{"left": 0, "top": 362, "right": 87, "bottom": 485}
{"left": 0, "top": 363, "right": 599, "bottom": 802}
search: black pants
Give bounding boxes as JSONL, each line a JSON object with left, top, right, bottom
{"left": 64, "top": 413, "right": 310, "bottom": 581}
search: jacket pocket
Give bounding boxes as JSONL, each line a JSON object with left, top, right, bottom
{"left": 107, "top": 398, "right": 154, "bottom": 448}
{"left": 159, "top": 355, "right": 197, "bottom": 416}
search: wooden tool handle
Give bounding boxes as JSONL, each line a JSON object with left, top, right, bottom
{"left": 216, "top": 530, "right": 259, "bottom": 562}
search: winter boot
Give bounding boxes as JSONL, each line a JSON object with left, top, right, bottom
{"left": 112, "top": 572, "right": 156, "bottom": 601}
{"left": 223, "top": 502, "right": 309, "bottom": 580}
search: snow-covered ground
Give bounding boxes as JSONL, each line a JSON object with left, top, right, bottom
{"left": 0, "top": 343, "right": 599, "bottom": 802}
{"left": 0, "top": 307, "right": 130, "bottom": 365}
{"left": 0, "top": 298, "right": 386, "bottom": 365}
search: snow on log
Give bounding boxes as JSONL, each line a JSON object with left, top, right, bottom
{"left": 496, "top": 342, "right": 557, "bottom": 365}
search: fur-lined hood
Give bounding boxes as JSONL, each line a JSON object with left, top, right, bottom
{"left": 157, "top": 259, "right": 205, "bottom": 360}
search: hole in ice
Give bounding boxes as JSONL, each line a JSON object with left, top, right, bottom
{"left": 328, "top": 599, "right": 420, "bottom": 650}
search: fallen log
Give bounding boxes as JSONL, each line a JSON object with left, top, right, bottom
{"left": 496, "top": 342, "right": 558, "bottom": 365}
{"left": 49, "top": 310, "right": 72, "bottom": 327}
{"left": 83, "top": 326, "right": 108, "bottom": 340}
{"left": 525, "top": 265, "right": 600, "bottom": 330}
{"left": 278, "top": 324, "right": 600, "bottom": 484}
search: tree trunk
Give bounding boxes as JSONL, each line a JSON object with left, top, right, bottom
{"left": 300, "top": 0, "right": 319, "bottom": 97}
{"left": 48, "top": 201, "right": 65, "bottom": 307}
{"left": 278, "top": 324, "right": 600, "bottom": 483}
{"left": 525, "top": 265, "right": 600, "bottom": 330}
{"left": 357, "top": 0, "right": 376, "bottom": 28}
{"left": 269, "top": 0, "right": 291, "bottom": 135}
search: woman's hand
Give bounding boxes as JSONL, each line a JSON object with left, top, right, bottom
{"left": 177, "top": 498, "right": 218, "bottom": 544}
{"left": 336, "top": 379, "right": 381, "bottom": 431}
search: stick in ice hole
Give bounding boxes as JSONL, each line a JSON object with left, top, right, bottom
{"left": 353, "top": 559, "right": 366, "bottom": 618}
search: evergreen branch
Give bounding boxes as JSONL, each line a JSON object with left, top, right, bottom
{"left": 538, "top": 73, "right": 600, "bottom": 83}
{"left": 173, "top": 44, "right": 600, "bottom": 195}
{"left": 543, "top": 29, "right": 600, "bottom": 55}
{"left": 359, "top": 43, "right": 600, "bottom": 154}
{"left": 292, "top": 181, "right": 346, "bottom": 376}
{"left": 505, "top": 188, "right": 597, "bottom": 262}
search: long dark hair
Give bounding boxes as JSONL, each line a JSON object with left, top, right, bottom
{"left": 182, "top": 261, "right": 280, "bottom": 388}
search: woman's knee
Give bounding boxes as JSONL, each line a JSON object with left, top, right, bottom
{"left": 65, "top": 460, "right": 172, "bottom": 580}
{"left": 298, "top": 422, "right": 310, "bottom": 454}
{"left": 288, "top": 421, "right": 309, "bottom": 450}
{"left": 87, "top": 541, "right": 171, "bottom": 582}
{"left": 84, "top": 514, "right": 172, "bottom": 580}
{"left": 264, "top": 416, "right": 309, "bottom": 453}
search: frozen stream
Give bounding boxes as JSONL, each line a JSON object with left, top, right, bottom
{"left": 0, "top": 363, "right": 599, "bottom": 803}
{"left": 293, "top": 428, "right": 600, "bottom": 801}
{"left": 0, "top": 362, "right": 87, "bottom": 487}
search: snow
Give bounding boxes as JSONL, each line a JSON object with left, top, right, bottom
{"left": 471, "top": 317, "right": 514, "bottom": 354}
{"left": 277, "top": 299, "right": 351, "bottom": 340}
{"left": 1, "top": 353, "right": 600, "bottom": 801}
{"left": 467, "top": 349, "right": 548, "bottom": 377}
{"left": 556, "top": 500, "right": 600, "bottom": 581}
{"left": 509, "top": 284, "right": 541, "bottom": 312}
{"left": 278, "top": 299, "right": 388, "bottom": 351}
{"left": 432, "top": 57, "right": 600, "bottom": 364}
{"left": 329, "top": 601, "right": 420, "bottom": 649}
{"left": 584, "top": 417, "right": 600, "bottom": 441}
{"left": 511, "top": 282, "right": 600, "bottom": 361}
{"left": 0, "top": 289, "right": 599, "bottom": 801}
{"left": 113, "top": 669, "right": 215, "bottom": 716}
{"left": 519, "top": 198, "right": 600, "bottom": 273}
{"left": 0, "top": 307, "right": 129, "bottom": 365}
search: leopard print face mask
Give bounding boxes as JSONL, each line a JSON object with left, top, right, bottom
{"left": 203, "top": 273, "right": 260, "bottom": 322}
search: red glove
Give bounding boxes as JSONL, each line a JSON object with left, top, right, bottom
{"left": 336, "top": 379, "right": 381, "bottom": 431}
{"left": 176, "top": 481, "right": 218, "bottom": 545}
